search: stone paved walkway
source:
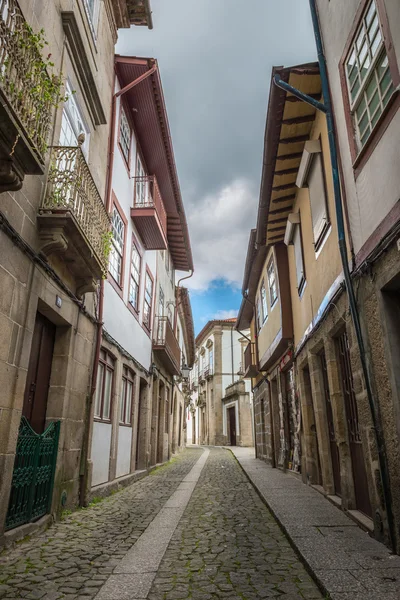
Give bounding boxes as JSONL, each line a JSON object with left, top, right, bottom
{"left": 0, "top": 449, "right": 201, "bottom": 600}
{"left": 0, "top": 447, "right": 323, "bottom": 600}
{"left": 231, "top": 446, "right": 400, "bottom": 600}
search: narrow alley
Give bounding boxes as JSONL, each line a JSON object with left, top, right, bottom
{"left": 0, "top": 448, "right": 322, "bottom": 600}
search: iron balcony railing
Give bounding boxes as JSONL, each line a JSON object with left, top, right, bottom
{"left": 41, "top": 145, "right": 111, "bottom": 272}
{"left": 133, "top": 175, "right": 167, "bottom": 234}
{"left": 204, "top": 365, "right": 214, "bottom": 379}
{"left": 153, "top": 316, "right": 181, "bottom": 372}
{"left": 0, "top": 0, "right": 56, "bottom": 162}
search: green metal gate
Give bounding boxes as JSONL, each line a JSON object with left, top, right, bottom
{"left": 6, "top": 417, "right": 60, "bottom": 531}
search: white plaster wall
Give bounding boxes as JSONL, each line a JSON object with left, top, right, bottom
{"left": 315, "top": 0, "right": 400, "bottom": 254}
{"left": 116, "top": 426, "right": 132, "bottom": 478}
{"left": 221, "top": 329, "right": 244, "bottom": 375}
{"left": 91, "top": 422, "right": 112, "bottom": 486}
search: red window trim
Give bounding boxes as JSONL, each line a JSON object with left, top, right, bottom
{"left": 94, "top": 348, "right": 115, "bottom": 423}
{"left": 142, "top": 266, "right": 154, "bottom": 334}
{"left": 108, "top": 191, "right": 128, "bottom": 298}
{"left": 117, "top": 99, "right": 132, "bottom": 174}
{"left": 338, "top": 0, "right": 400, "bottom": 178}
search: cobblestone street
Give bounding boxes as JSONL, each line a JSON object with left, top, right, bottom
{"left": 0, "top": 448, "right": 322, "bottom": 599}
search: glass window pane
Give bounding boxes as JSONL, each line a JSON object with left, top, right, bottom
{"left": 368, "top": 13, "right": 379, "bottom": 42}
{"left": 365, "top": 1, "right": 376, "bottom": 26}
{"left": 382, "top": 82, "right": 394, "bottom": 107}
{"left": 371, "top": 108, "right": 381, "bottom": 128}
{"left": 359, "top": 41, "right": 368, "bottom": 65}
{"left": 366, "top": 75, "right": 378, "bottom": 100}
{"left": 361, "top": 126, "right": 371, "bottom": 146}
{"left": 103, "top": 369, "right": 112, "bottom": 419}
{"left": 120, "top": 378, "right": 126, "bottom": 422}
{"left": 356, "top": 27, "right": 365, "bottom": 52}
{"left": 379, "top": 67, "right": 392, "bottom": 94}
{"left": 126, "top": 382, "right": 133, "bottom": 424}
{"left": 368, "top": 90, "right": 380, "bottom": 116}
{"left": 351, "top": 77, "right": 361, "bottom": 101}
{"left": 370, "top": 28, "right": 382, "bottom": 57}
{"left": 94, "top": 363, "right": 104, "bottom": 417}
{"left": 358, "top": 111, "right": 370, "bottom": 136}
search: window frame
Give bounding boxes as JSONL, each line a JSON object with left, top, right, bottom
{"left": 339, "top": 0, "right": 400, "bottom": 175}
{"left": 94, "top": 349, "right": 115, "bottom": 422}
{"left": 260, "top": 280, "right": 268, "bottom": 324}
{"left": 128, "top": 234, "right": 142, "bottom": 314}
{"left": 82, "top": 0, "right": 101, "bottom": 41}
{"left": 108, "top": 195, "right": 127, "bottom": 294}
{"left": 135, "top": 154, "right": 147, "bottom": 207}
{"left": 256, "top": 295, "right": 262, "bottom": 333}
{"left": 59, "top": 80, "right": 90, "bottom": 157}
{"left": 118, "top": 103, "right": 132, "bottom": 169}
{"left": 293, "top": 222, "right": 306, "bottom": 297}
{"left": 267, "top": 256, "right": 278, "bottom": 307}
{"left": 120, "top": 366, "right": 134, "bottom": 426}
{"left": 307, "top": 149, "right": 330, "bottom": 250}
{"left": 143, "top": 267, "right": 154, "bottom": 332}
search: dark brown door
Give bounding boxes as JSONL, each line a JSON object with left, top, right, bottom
{"left": 337, "top": 331, "right": 372, "bottom": 517}
{"left": 320, "top": 352, "right": 341, "bottom": 496}
{"left": 228, "top": 407, "right": 236, "bottom": 446}
{"left": 23, "top": 313, "right": 56, "bottom": 434}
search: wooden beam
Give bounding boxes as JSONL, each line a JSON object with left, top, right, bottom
{"left": 271, "top": 193, "right": 296, "bottom": 204}
{"left": 270, "top": 207, "right": 291, "bottom": 215}
{"left": 282, "top": 114, "right": 315, "bottom": 125}
{"left": 279, "top": 134, "right": 309, "bottom": 144}
{"left": 285, "top": 93, "right": 321, "bottom": 103}
{"left": 272, "top": 182, "right": 297, "bottom": 192}
{"left": 275, "top": 167, "right": 299, "bottom": 176}
{"left": 276, "top": 152, "right": 303, "bottom": 161}
{"left": 269, "top": 217, "right": 288, "bottom": 224}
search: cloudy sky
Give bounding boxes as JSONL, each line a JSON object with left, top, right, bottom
{"left": 117, "top": 0, "right": 317, "bottom": 333}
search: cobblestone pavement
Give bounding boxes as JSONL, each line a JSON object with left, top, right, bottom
{"left": 147, "top": 448, "right": 323, "bottom": 600}
{"left": 0, "top": 449, "right": 201, "bottom": 600}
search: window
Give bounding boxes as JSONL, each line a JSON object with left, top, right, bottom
{"left": 260, "top": 280, "right": 268, "bottom": 323}
{"left": 135, "top": 157, "right": 147, "bottom": 206}
{"left": 209, "top": 347, "right": 214, "bottom": 372}
{"left": 307, "top": 153, "right": 329, "bottom": 247}
{"left": 167, "top": 305, "right": 173, "bottom": 325}
{"left": 83, "top": 0, "right": 100, "bottom": 37}
{"left": 345, "top": 0, "right": 394, "bottom": 151}
{"left": 129, "top": 241, "right": 141, "bottom": 311}
{"left": 267, "top": 258, "right": 278, "bottom": 306}
{"left": 120, "top": 367, "right": 134, "bottom": 425}
{"left": 109, "top": 206, "right": 125, "bottom": 286}
{"left": 119, "top": 107, "right": 131, "bottom": 164}
{"left": 60, "top": 81, "right": 90, "bottom": 156}
{"left": 158, "top": 286, "right": 165, "bottom": 317}
{"left": 143, "top": 271, "right": 153, "bottom": 330}
{"left": 94, "top": 350, "right": 114, "bottom": 421}
{"left": 293, "top": 224, "right": 306, "bottom": 295}
{"left": 256, "top": 296, "right": 262, "bottom": 332}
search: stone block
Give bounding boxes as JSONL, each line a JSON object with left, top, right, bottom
{"left": 21, "top": 214, "right": 40, "bottom": 251}
{"left": 0, "top": 266, "right": 16, "bottom": 318}
{"left": 0, "top": 314, "right": 15, "bottom": 362}
{"left": 50, "top": 354, "right": 70, "bottom": 387}
{"left": 1, "top": 192, "right": 25, "bottom": 235}
{"left": 10, "top": 280, "right": 36, "bottom": 328}
{"left": 0, "top": 407, "right": 21, "bottom": 454}
{"left": 70, "top": 360, "right": 91, "bottom": 395}
{"left": 0, "top": 453, "right": 16, "bottom": 531}
{"left": 64, "top": 418, "right": 85, "bottom": 452}
{"left": 61, "top": 448, "right": 81, "bottom": 483}
{"left": 74, "top": 333, "right": 94, "bottom": 368}
{"left": 46, "top": 386, "right": 69, "bottom": 420}
{"left": 0, "top": 233, "right": 31, "bottom": 285}
{"left": 0, "top": 361, "right": 19, "bottom": 410}
{"left": 7, "top": 322, "right": 20, "bottom": 365}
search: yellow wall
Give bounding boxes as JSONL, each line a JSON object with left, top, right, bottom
{"left": 288, "top": 110, "right": 344, "bottom": 348}
{"left": 256, "top": 247, "right": 282, "bottom": 361}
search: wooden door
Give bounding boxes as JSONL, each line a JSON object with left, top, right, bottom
{"left": 337, "top": 331, "right": 372, "bottom": 517}
{"left": 228, "top": 407, "right": 236, "bottom": 446}
{"left": 320, "top": 351, "right": 341, "bottom": 496}
{"left": 23, "top": 313, "right": 56, "bottom": 434}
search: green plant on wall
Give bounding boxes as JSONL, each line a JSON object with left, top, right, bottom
{"left": 101, "top": 230, "right": 113, "bottom": 277}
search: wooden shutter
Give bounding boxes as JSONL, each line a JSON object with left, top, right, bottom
{"left": 293, "top": 225, "right": 304, "bottom": 290}
{"left": 308, "top": 154, "right": 328, "bottom": 245}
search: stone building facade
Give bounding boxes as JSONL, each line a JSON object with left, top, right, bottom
{"left": 188, "top": 319, "right": 253, "bottom": 447}
{"left": 237, "top": 55, "right": 400, "bottom": 551}
{"left": 0, "top": 0, "right": 153, "bottom": 545}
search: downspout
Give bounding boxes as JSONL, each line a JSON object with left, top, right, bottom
{"left": 273, "top": 0, "right": 395, "bottom": 550}
{"left": 231, "top": 326, "right": 234, "bottom": 385}
{"left": 174, "top": 270, "right": 193, "bottom": 333}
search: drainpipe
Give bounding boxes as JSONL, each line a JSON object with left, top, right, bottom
{"left": 273, "top": 0, "right": 395, "bottom": 550}
{"left": 230, "top": 326, "right": 234, "bottom": 384}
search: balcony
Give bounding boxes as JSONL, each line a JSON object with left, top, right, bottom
{"left": 243, "top": 343, "right": 258, "bottom": 379}
{"left": 153, "top": 316, "right": 181, "bottom": 376}
{"left": 204, "top": 365, "right": 213, "bottom": 379}
{"left": 131, "top": 175, "right": 167, "bottom": 250}
{"left": 38, "top": 145, "right": 111, "bottom": 296}
{"left": 0, "top": 0, "right": 56, "bottom": 191}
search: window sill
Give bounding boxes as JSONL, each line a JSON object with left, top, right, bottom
{"left": 94, "top": 418, "right": 111, "bottom": 424}
{"left": 119, "top": 422, "right": 133, "bottom": 428}
{"left": 353, "top": 89, "right": 400, "bottom": 179}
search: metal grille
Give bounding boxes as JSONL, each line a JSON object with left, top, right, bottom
{"left": 337, "top": 331, "right": 361, "bottom": 443}
{"left": 6, "top": 417, "right": 60, "bottom": 531}
{"left": 41, "top": 145, "right": 111, "bottom": 272}
{"left": 0, "top": 0, "right": 55, "bottom": 161}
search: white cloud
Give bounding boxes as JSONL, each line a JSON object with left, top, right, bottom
{"left": 211, "top": 309, "right": 238, "bottom": 320}
{"left": 184, "top": 178, "right": 258, "bottom": 291}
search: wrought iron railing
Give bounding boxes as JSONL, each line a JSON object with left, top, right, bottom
{"left": 0, "top": 0, "right": 56, "bottom": 161}
{"left": 153, "top": 315, "right": 181, "bottom": 371}
{"left": 6, "top": 417, "right": 60, "bottom": 530}
{"left": 133, "top": 175, "right": 167, "bottom": 234}
{"left": 41, "top": 145, "right": 111, "bottom": 272}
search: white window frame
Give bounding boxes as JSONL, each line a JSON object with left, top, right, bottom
{"left": 60, "top": 81, "right": 90, "bottom": 157}
{"left": 129, "top": 241, "right": 141, "bottom": 311}
{"left": 260, "top": 280, "right": 268, "bottom": 323}
{"left": 345, "top": 0, "right": 394, "bottom": 150}
{"left": 267, "top": 258, "right": 278, "bottom": 306}
{"left": 109, "top": 206, "right": 125, "bottom": 286}
{"left": 119, "top": 106, "right": 131, "bottom": 164}
{"left": 83, "top": 0, "right": 101, "bottom": 39}
{"left": 135, "top": 156, "right": 147, "bottom": 206}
